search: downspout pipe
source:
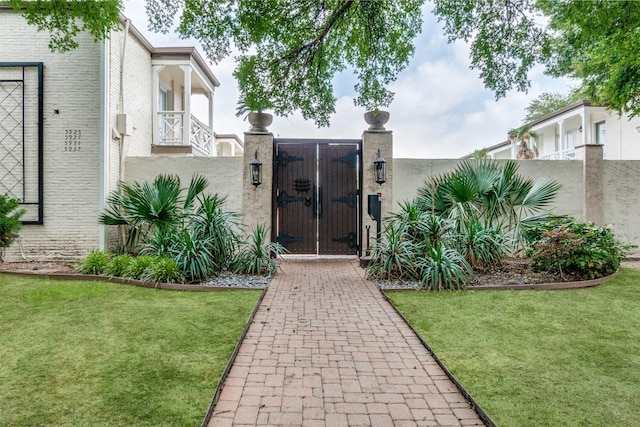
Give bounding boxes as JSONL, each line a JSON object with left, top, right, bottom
{"left": 119, "top": 18, "right": 130, "bottom": 183}
{"left": 99, "top": 38, "right": 110, "bottom": 251}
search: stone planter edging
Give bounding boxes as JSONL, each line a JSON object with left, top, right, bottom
{"left": 0, "top": 270, "right": 259, "bottom": 291}
{"left": 468, "top": 269, "right": 617, "bottom": 291}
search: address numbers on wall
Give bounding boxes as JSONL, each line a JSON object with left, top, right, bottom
{"left": 64, "top": 129, "right": 82, "bottom": 152}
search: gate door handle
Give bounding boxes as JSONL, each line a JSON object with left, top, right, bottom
{"left": 313, "top": 184, "right": 322, "bottom": 217}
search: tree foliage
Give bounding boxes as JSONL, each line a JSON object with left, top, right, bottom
{"left": 8, "top": 0, "right": 121, "bottom": 52}
{"left": 13, "top": 1, "right": 640, "bottom": 122}
{"left": 522, "top": 88, "right": 584, "bottom": 123}
{"left": 433, "top": 0, "right": 640, "bottom": 117}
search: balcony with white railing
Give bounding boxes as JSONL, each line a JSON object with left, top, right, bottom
{"left": 190, "top": 115, "right": 213, "bottom": 156}
{"left": 155, "top": 111, "right": 213, "bottom": 156}
{"left": 538, "top": 148, "right": 576, "bottom": 160}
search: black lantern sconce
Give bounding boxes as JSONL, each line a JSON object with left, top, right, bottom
{"left": 373, "top": 148, "right": 387, "bottom": 185}
{"left": 249, "top": 150, "right": 262, "bottom": 187}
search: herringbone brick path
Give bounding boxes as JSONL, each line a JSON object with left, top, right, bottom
{"left": 208, "top": 260, "right": 484, "bottom": 426}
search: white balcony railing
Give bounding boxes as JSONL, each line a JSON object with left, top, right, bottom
{"left": 158, "top": 111, "right": 183, "bottom": 144}
{"left": 538, "top": 149, "right": 575, "bottom": 160}
{"left": 190, "top": 115, "right": 212, "bottom": 156}
{"left": 157, "top": 111, "right": 212, "bottom": 156}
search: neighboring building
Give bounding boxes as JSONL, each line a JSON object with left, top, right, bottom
{"left": 0, "top": 9, "right": 242, "bottom": 260}
{"left": 471, "top": 100, "right": 640, "bottom": 160}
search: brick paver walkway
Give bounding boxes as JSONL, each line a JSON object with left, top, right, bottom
{"left": 208, "top": 260, "right": 484, "bottom": 426}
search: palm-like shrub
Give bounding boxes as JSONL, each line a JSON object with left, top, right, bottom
{"left": 234, "top": 225, "right": 287, "bottom": 276}
{"left": 100, "top": 174, "right": 208, "bottom": 253}
{"left": 100, "top": 175, "right": 241, "bottom": 282}
{"left": 416, "top": 160, "right": 561, "bottom": 246}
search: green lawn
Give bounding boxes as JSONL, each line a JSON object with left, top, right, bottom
{"left": 386, "top": 269, "right": 640, "bottom": 427}
{"left": 0, "top": 273, "right": 261, "bottom": 426}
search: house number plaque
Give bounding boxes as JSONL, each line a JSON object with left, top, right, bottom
{"left": 64, "top": 129, "right": 82, "bottom": 152}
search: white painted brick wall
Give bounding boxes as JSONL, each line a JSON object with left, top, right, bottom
{"left": 1, "top": 11, "right": 104, "bottom": 260}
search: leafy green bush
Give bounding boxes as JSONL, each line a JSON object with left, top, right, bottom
{"left": 140, "top": 257, "right": 185, "bottom": 283}
{"left": 78, "top": 250, "right": 110, "bottom": 275}
{"left": 525, "top": 218, "right": 633, "bottom": 280}
{"left": 234, "top": 225, "right": 286, "bottom": 276}
{"left": 105, "top": 254, "right": 133, "bottom": 277}
{"left": 0, "top": 194, "right": 25, "bottom": 260}
{"left": 125, "top": 256, "right": 156, "bottom": 280}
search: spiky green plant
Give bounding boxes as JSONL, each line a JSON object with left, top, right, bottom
{"left": 234, "top": 225, "right": 286, "bottom": 276}
{"left": 456, "top": 221, "right": 507, "bottom": 270}
{"left": 419, "top": 241, "right": 473, "bottom": 291}
{"left": 366, "top": 223, "right": 422, "bottom": 281}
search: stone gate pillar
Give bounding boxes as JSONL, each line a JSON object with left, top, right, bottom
{"left": 242, "top": 125, "right": 274, "bottom": 237}
{"left": 574, "top": 144, "right": 604, "bottom": 224}
{"left": 361, "top": 117, "right": 393, "bottom": 255}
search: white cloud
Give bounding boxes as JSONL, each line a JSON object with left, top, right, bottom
{"left": 123, "top": 3, "right": 573, "bottom": 159}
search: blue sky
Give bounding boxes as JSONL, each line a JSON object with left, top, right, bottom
{"left": 124, "top": 1, "right": 572, "bottom": 158}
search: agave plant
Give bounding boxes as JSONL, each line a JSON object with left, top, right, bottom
{"left": 456, "top": 220, "right": 507, "bottom": 270}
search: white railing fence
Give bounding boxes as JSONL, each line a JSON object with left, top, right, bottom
{"left": 158, "top": 111, "right": 183, "bottom": 144}
{"left": 539, "top": 149, "right": 575, "bottom": 160}
{"left": 190, "top": 115, "right": 213, "bottom": 156}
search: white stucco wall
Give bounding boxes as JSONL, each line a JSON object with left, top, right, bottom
{"left": 1, "top": 11, "right": 102, "bottom": 260}
{"left": 603, "top": 161, "right": 640, "bottom": 252}
{"left": 392, "top": 159, "right": 583, "bottom": 219}
{"left": 109, "top": 23, "right": 153, "bottom": 159}
{"left": 124, "top": 157, "right": 244, "bottom": 214}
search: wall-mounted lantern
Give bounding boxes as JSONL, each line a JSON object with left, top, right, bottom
{"left": 249, "top": 150, "right": 262, "bottom": 187}
{"left": 373, "top": 148, "right": 386, "bottom": 185}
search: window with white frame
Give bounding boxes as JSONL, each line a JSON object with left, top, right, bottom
{"left": 595, "top": 121, "right": 606, "bottom": 146}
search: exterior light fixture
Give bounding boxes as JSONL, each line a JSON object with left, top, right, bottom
{"left": 249, "top": 150, "right": 262, "bottom": 187}
{"left": 373, "top": 148, "right": 386, "bottom": 185}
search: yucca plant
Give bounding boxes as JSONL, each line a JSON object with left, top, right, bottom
{"left": 234, "top": 225, "right": 286, "bottom": 276}
{"left": 169, "top": 228, "right": 216, "bottom": 282}
{"left": 192, "top": 194, "right": 240, "bottom": 272}
{"left": 456, "top": 220, "right": 508, "bottom": 270}
{"left": 366, "top": 223, "right": 422, "bottom": 281}
{"left": 418, "top": 241, "right": 472, "bottom": 291}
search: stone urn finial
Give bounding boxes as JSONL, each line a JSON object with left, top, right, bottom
{"left": 247, "top": 112, "right": 273, "bottom": 133}
{"left": 364, "top": 110, "right": 390, "bottom": 131}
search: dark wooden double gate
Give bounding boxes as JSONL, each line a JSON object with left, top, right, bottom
{"left": 274, "top": 139, "right": 360, "bottom": 255}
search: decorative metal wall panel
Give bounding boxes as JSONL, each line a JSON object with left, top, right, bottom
{"left": 0, "top": 63, "right": 43, "bottom": 224}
